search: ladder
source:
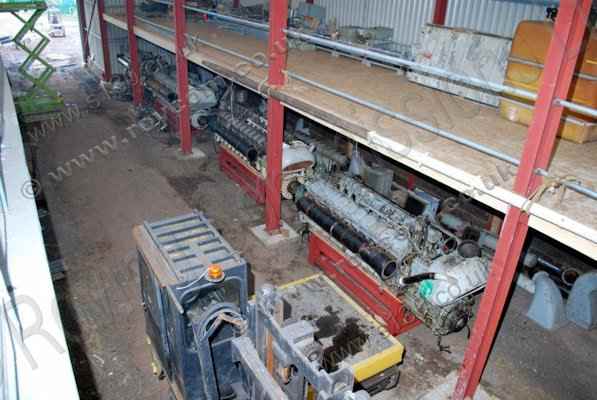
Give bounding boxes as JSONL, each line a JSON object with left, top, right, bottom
{"left": 0, "top": 1, "right": 63, "bottom": 118}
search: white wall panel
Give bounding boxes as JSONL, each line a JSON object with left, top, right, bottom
{"left": 446, "top": 0, "right": 546, "bottom": 38}
{"left": 314, "top": 0, "right": 548, "bottom": 47}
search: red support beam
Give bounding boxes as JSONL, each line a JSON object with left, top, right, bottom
{"left": 126, "top": 0, "right": 143, "bottom": 106}
{"left": 76, "top": 0, "right": 89, "bottom": 63}
{"left": 97, "top": 0, "right": 112, "bottom": 81}
{"left": 433, "top": 0, "right": 448, "bottom": 25}
{"left": 453, "top": 1, "right": 593, "bottom": 399}
{"left": 265, "top": 98, "right": 284, "bottom": 232}
{"left": 173, "top": 0, "right": 192, "bottom": 154}
{"left": 264, "top": 0, "right": 288, "bottom": 233}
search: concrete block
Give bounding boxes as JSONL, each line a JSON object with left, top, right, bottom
{"left": 418, "top": 371, "right": 498, "bottom": 400}
{"left": 175, "top": 146, "right": 206, "bottom": 160}
{"left": 527, "top": 271, "right": 567, "bottom": 331}
{"left": 250, "top": 221, "right": 299, "bottom": 248}
{"left": 567, "top": 271, "right": 597, "bottom": 330}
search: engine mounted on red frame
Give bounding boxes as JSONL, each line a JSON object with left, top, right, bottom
{"left": 212, "top": 86, "right": 315, "bottom": 204}
{"left": 118, "top": 52, "right": 228, "bottom": 136}
{"left": 289, "top": 175, "right": 492, "bottom": 337}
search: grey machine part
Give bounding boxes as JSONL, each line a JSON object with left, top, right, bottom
{"left": 566, "top": 271, "right": 597, "bottom": 330}
{"left": 297, "top": 175, "right": 491, "bottom": 336}
{"left": 526, "top": 271, "right": 568, "bottom": 331}
{"left": 304, "top": 178, "right": 412, "bottom": 265}
{"left": 236, "top": 283, "right": 370, "bottom": 400}
{"left": 140, "top": 57, "right": 226, "bottom": 129}
{"left": 362, "top": 163, "right": 394, "bottom": 198}
{"left": 213, "top": 97, "right": 315, "bottom": 196}
{"left": 138, "top": 211, "right": 370, "bottom": 400}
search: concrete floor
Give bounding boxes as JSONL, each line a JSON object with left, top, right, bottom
{"left": 7, "top": 20, "right": 596, "bottom": 399}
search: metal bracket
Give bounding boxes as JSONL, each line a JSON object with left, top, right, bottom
{"left": 242, "top": 285, "right": 370, "bottom": 400}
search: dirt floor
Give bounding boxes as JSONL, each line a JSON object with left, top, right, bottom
{"left": 4, "top": 15, "right": 597, "bottom": 400}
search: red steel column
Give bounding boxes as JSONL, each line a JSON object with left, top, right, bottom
{"left": 265, "top": 0, "right": 289, "bottom": 233}
{"left": 97, "top": 0, "right": 112, "bottom": 81}
{"left": 433, "top": 0, "right": 448, "bottom": 25}
{"left": 126, "top": 0, "right": 143, "bottom": 105}
{"left": 174, "top": 0, "right": 192, "bottom": 154}
{"left": 453, "top": 1, "right": 593, "bottom": 399}
{"left": 76, "top": 0, "right": 89, "bottom": 62}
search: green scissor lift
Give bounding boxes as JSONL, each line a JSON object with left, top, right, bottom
{"left": 0, "top": 0, "right": 63, "bottom": 119}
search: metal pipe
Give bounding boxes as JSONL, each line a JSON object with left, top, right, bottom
{"left": 555, "top": 98, "right": 597, "bottom": 117}
{"left": 116, "top": 54, "right": 130, "bottom": 69}
{"left": 186, "top": 3, "right": 269, "bottom": 31}
{"left": 288, "top": 72, "right": 597, "bottom": 201}
{"left": 399, "top": 272, "right": 437, "bottom": 285}
{"left": 288, "top": 34, "right": 596, "bottom": 119}
{"left": 151, "top": 0, "right": 269, "bottom": 31}
{"left": 133, "top": 15, "right": 597, "bottom": 201}
{"left": 150, "top": 1, "right": 597, "bottom": 119}
{"left": 283, "top": 30, "right": 597, "bottom": 118}
{"left": 536, "top": 256, "right": 562, "bottom": 275}
{"left": 287, "top": 71, "right": 520, "bottom": 165}
{"left": 214, "top": 130, "right": 259, "bottom": 162}
{"left": 136, "top": 16, "right": 269, "bottom": 69}
{"left": 509, "top": 56, "right": 597, "bottom": 82}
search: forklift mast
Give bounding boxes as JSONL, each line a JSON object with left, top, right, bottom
{"left": 134, "top": 211, "right": 374, "bottom": 400}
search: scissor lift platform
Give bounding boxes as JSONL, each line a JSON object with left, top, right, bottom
{"left": 0, "top": 0, "right": 63, "bottom": 120}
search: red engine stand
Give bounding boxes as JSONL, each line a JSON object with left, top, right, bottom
{"left": 154, "top": 99, "right": 179, "bottom": 131}
{"left": 218, "top": 146, "right": 266, "bottom": 204}
{"left": 308, "top": 231, "right": 421, "bottom": 336}
{"left": 153, "top": 99, "right": 201, "bottom": 135}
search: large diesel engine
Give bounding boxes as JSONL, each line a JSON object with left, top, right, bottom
{"left": 211, "top": 87, "right": 315, "bottom": 199}
{"left": 291, "top": 175, "right": 491, "bottom": 336}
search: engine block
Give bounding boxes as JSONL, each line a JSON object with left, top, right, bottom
{"left": 293, "top": 175, "right": 491, "bottom": 336}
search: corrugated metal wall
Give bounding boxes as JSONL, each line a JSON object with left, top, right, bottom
{"left": 138, "top": 37, "right": 176, "bottom": 64}
{"left": 315, "top": 0, "right": 435, "bottom": 46}
{"left": 84, "top": 0, "right": 126, "bottom": 75}
{"left": 363, "top": 0, "right": 435, "bottom": 46}
{"left": 87, "top": 1, "right": 550, "bottom": 75}
{"left": 313, "top": 0, "right": 366, "bottom": 26}
{"left": 314, "top": 0, "right": 548, "bottom": 45}
{"left": 445, "top": 0, "right": 546, "bottom": 38}
{"left": 107, "top": 24, "right": 131, "bottom": 74}
{"left": 85, "top": 0, "right": 177, "bottom": 76}
{"left": 85, "top": 0, "right": 103, "bottom": 72}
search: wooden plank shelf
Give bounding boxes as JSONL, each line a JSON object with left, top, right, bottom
{"left": 103, "top": 11, "right": 597, "bottom": 260}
